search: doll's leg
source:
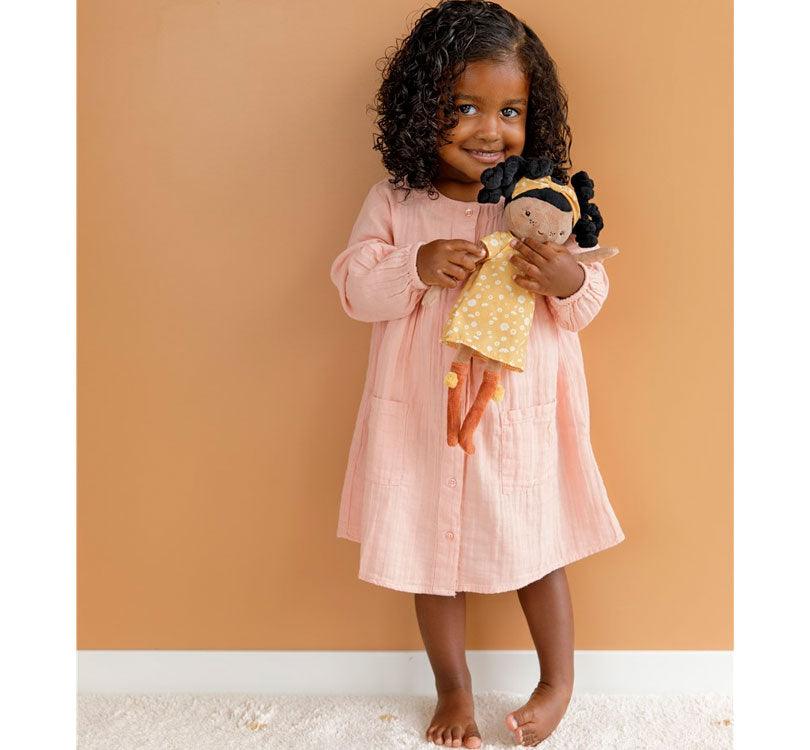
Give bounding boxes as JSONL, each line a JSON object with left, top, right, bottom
{"left": 457, "top": 359, "right": 503, "bottom": 455}
{"left": 445, "top": 346, "right": 473, "bottom": 447}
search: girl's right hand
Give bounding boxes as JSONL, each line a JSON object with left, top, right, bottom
{"left": 416, "top": 239, "right": 488, "bottom": 288}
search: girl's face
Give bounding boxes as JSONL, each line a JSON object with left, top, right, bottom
{"left": 435, "top": 58, "right": 530, "bottom": 200}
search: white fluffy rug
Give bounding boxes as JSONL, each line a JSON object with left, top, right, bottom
{"left": 78, "top": 691, "right": 732, "bottom": 749}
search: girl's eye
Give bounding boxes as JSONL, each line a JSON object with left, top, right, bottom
{"left": 458, "top": 103, "right": 477, "bottom": 115}
{"left": 502, "top": 107, "right": 520, "bottom": 118}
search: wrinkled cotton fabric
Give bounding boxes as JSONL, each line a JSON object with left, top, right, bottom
{"left": 330, "top": 179, "right": 625, "bottom": 596}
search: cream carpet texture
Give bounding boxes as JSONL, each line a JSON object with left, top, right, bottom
{"left": 78, "top": 691, "right": 733, "bottom": 749}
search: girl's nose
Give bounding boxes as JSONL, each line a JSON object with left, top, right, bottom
{"left": 476, "top": 112, "right": 501, "bottom": 141}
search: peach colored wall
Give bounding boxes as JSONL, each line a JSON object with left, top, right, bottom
{"left": 78, "top": 0, "right": 732, "bottom": 649}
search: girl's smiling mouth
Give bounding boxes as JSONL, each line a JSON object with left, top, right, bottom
{"left": 464, "top": 148, "right": 505, "bottom": 164}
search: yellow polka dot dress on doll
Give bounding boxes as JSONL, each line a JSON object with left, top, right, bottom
{"left": 440, "top": 230, "right": 533, "bottom": 372}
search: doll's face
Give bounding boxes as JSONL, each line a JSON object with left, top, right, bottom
{"left": 505, "top": 196, "right": 573, "bottom": 245}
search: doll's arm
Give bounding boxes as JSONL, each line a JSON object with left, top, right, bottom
{"left": 330, "top": 182, "right": 429, "bottom": 323}
{"left": 572, "top": 246, "right": 619, "bottom": 264}
{"left": 545, "top": 239, "right": 614, "bottom": 332}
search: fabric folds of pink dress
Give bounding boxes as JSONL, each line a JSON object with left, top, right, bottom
{"left": 329, "top": 178, "right": 625, "bottom": 596}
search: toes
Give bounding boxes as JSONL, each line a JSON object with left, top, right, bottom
{"left": 506, "top": 711, "right": 523, "bottom": 731}
{"left": 463, "top": 727, "right": 483, "bottom": 748}
{"left": 450, "top": 726, "right": 463, "bottom": 746}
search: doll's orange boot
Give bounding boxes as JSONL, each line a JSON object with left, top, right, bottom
{"left": 458, "top": 369, "right": 503, "bottom": 455}
{"left": 444, "top": 361, "right": 469, "bottom": 446}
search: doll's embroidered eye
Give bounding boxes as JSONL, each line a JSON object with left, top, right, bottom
{"left": 524, "top": 210, "right": 530, "bottom": 217}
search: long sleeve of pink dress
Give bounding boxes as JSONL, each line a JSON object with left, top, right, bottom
{"left": 329, "top": 178, "right": 625, "bottom": 596}
{"left": 330, "top": 181, "right": 431, "bottom": 323}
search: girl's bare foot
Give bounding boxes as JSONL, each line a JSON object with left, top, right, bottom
{"left": 504, "top": 680, "right": 573, "bottom": 746}
{"left": 426, "top": 685, "right": 482, "bottom": 748}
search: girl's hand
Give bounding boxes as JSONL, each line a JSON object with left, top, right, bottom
{"left": 508, "top": 236, "right": 586, "bottom": 299}
{"left": 417, "top": 239, "right": 488, "bottom": 288}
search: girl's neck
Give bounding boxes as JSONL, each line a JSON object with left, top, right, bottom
{"left": 432, "top": 177, "right": 481, "bottom": 203}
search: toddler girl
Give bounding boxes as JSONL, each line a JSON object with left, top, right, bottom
{"left": 330, "top": 1, "right": 625, "bottom": 746}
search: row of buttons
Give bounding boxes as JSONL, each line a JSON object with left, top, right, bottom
{"left": 453, "top": 203, "right": 471, "bottom": 550}
{"left": 449, "top": 201, "right": 473, "bottom": 545}
{"left": 446, "top": 475, "right": 458, "bottom": 539}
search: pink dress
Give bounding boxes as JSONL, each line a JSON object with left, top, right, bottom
{"left": 329, "top": 178, "right": 625, "bottom": 596}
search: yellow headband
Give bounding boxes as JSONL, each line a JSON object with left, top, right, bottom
{"left": 511, "top": 176, "right": 581, "bottom": 226}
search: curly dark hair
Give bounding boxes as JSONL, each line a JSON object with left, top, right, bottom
{"left": 371, "top": 0, "right": 573, "bottom": 199}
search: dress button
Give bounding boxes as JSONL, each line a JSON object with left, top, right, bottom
{"left": 448, "top": 477, "right": 457, "bottom": 487}
{"left": 464, "top": 207, "right": 473, "bottom": 216}
{"left": 445, "top": 531, "right": 455, "bottom": 540}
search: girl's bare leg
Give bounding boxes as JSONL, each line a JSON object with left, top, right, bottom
{"left": 504, "top": 567, "right": 575, "bottom": 746}
{"left": 415, "top": 592, "right": 482, "bottom": 748}
{"left": 446, "top": 346, "right": 474, "bottom": 447}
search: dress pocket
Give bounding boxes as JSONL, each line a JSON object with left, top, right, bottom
{"left": 500, "top": 399, "right": 559, "bottom": 494}
{"left": 364, "top": 395, "right": 409, "bottom": 486}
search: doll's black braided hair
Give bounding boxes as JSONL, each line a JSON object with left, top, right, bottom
{"left": 477, "top": 155, "right": 604, "bottom": 248}
{"left": 570, "top": 172, "right": 604, "bottom": 248}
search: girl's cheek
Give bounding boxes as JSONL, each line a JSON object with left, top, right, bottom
{"left": 516, "top": 122, "right": 528, "bottom": 140}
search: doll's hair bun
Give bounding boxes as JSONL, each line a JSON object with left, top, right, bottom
{"left": 481, "top": 162, "right": 506, "bottom": 190}
{"left": 478, "top": 187, "right": 502, "bottom": 203}
{"left": 479, "top": 155, "right": 521, "bottom": 198}
{"left": 584, "top": 202, "right": 604, "bottom": 233}
{"left": 501, "top": 156, "right": 522, "bottom": 186}
{"left": 523, "top": 157, "right": 555, "bottom": 180}
{"left": 571, "top": 170, "right": 604, "bottom": 248}
{"left": 477, "top": 155, "right": 557, "bottom": 203}
{"left": 571, "top": 171, "right": 595, "bottom": 202}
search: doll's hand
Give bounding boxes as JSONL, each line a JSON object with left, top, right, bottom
{"left": 416, "top": 239, "right": 488, "bottom": 288}
{"left": 507, "top": 236, "right": 586, "bottom": 299}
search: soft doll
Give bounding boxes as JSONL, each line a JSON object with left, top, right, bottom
{"left": 431, "top": 155, "right": 620, "bottom": 454}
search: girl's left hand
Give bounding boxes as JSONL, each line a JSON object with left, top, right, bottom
{"left": 508, "top": 236, "right": 586, "bottom": 299}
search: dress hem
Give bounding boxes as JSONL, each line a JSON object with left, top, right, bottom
{"left": 337, "top": 528, "right": 626, "bottom": 596}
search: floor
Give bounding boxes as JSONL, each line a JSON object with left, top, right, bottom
{"left": 77, "top": 690, "right": 733, "bottom": 749}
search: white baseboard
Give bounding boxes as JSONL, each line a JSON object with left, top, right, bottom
{"left": 77, "top": 650, "right": 732, "bottom": 695}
